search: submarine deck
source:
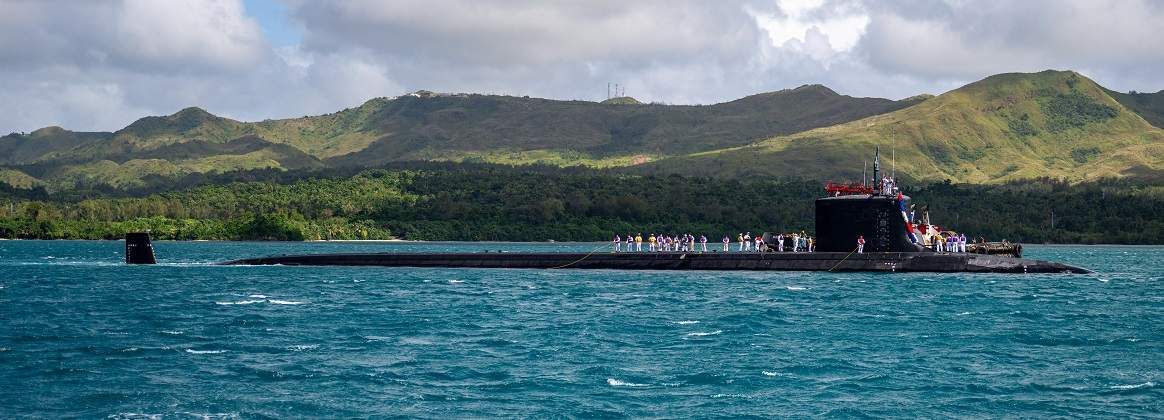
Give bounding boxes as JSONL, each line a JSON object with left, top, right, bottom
{"left": 221, "top": 251, "right": 1091, "bottom": 274}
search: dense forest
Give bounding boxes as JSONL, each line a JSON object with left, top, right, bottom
{"left": 0, "top": 166, "right": 1161, "bottom": 244}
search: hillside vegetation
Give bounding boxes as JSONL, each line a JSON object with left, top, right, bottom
{"left": 2, "top": 168, "right": 1161, "bottom": 244}
{"left": 2, "top": 70, "right": 1163, "bottom": 190}
{"left": 0, "top": 86, "right": 920, "bottom": 190}
{"left": 650, "top": 71, "right": 1164, "bottom": 183}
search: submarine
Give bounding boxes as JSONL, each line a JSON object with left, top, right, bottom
{"left": 125, "top": 150, "right": 1092, "bottom": 274}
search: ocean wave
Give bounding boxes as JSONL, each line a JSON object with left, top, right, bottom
{"left": 762, "top": 371, "right": 779, "bottom": 376}
{"left": 268, "top": 300, "right": 306, "bottom": 305}
{"left": 215, "top": 299, "right": 306, "bottom": 305}
{"left": 1109, "top": 381, "right": 1155, "bottom": 390}
{"left": 109, "top": 413, "right": 164, "bottom": 419}
{"left": 448, "top": 280, "right": 464, "bottom": 284}
{"left": 607, "top": 378, "right": 649, "bottom": 387}
{"left": 711, "top": 393, "right": 750, "bottom": 399}
{"left": 216, "top": 300, "right": 263, "bottom": 305}
{"left": 287, "top": 344, "right": 319, "bottom": 352}
{"left": 676, "top": 320, "right": 700, "bottom": 325}
{"left": 248, "top": 294, "right": 268, "bottom": 299}
{"left": 685, "top": 330, "right": 722, "bottom": 337}
{"left": 786, "top": 286, "right": 807, "bottom": 291}
{"left": 161, "top": 330, "right": 184, "bottom": 335}
{"left": 185, "top": 349, "right": 227, "bottom": 354}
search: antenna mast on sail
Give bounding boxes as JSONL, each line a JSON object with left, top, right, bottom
{"left": 891, "top": 143, "right": 896, "bottom": 181}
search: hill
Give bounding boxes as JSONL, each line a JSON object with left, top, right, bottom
{"left": 600, "top": 96, "right": 642, "bottom": 105}
{"left": 0, "top": 86, "right": 918, "bottom": 189}
{"left": 1105, "top": 88, "right": 1164, "bottom": 129}
{"left": 3, "top": 71, "right": 1164, "bottom": 190}
{"left": 647, "top": 71, "right": 1164, "bottom": 183}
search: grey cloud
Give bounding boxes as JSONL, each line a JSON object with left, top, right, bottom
{"left": 3, "top": 0, "right": 1164, "bottom": 135}
{"left": 0, "top": 0, "right": 267, "bottom": 74}
{"left": 857, "top": 0, "right": 1164, "bottom": 91}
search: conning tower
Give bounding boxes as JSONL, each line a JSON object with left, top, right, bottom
{"left": 814, "top": 147, "right": 922, "bottom": 253}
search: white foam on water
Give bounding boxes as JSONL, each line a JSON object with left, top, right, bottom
{"left": 607, "top": 378, "right": 649, "bottom": 387}
{"left": 268, "top": 300, "right": 306, "bottom": 305}
{"left": 686, "top": 330, "right": 723, "bottom": 337}
{"left": 957, "top": 311, "right": 973, "bottom": 316}
{"left": 763, "top": 371, "right": 779, "bottom": 376}
{"left": 216, "top": 300, "right": 263, "bottom": 305}
{"left": 287, "top": 344, "right": 319, "bottom": 352}
{"left": 1110, "top": 381, "right": 1155, "bottom": 390}
{"left": 786, "top": 286, "right": 807, "bottom": 291}
{"left": 161, "top": 330, "right": 184, "bottom": 335}
{"left": 400, "top": 337, "right": 434, "bottom": 345}
{"left": 111, "top": 413, "right": 163, "bottom": 420}
{"left": 676, "top": 320, "right": 700, "bottom": 325}
{"left": 448, "top": 280, "right": 464, "bottom": 284}
{"left": 711, "top": 393, "right": 751, "bottom": 399}
{"left": 185, "top": 349, "right": 227, "bottom": 354}
{"left": 248, "top": 294, "right": 268, "bottom": 299}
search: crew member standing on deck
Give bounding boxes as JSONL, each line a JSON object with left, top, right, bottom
{"left": 722, "top": 235, "right": 730, "bottom": 251}
{"left": 777, "top": 234, "right": 785, "bottom": 252}
{"left": 635, "top": 233, "right": 643, "bottom": 252}
{"left": 700, "top": 235, "right": 708, "bottom": 252}
{"left": 755, "top": 235, "right": 764, "bottom": 252}
{"left": 613, "top": 235, "right": 622, "bottom": 252}
{"left": 737, "top": 233, "right": 745, "bottom": 251}
{"left": 743, "top": 232, "right": 752, "bottom": 251}
{"left": 791, "top": 233, "right": 800, "bottom": 252}
{"left": 857, "top": 235, "right": 866, "bottom": 253}
{"left": 648, "top": 234, "right": 657, "bottom": 252}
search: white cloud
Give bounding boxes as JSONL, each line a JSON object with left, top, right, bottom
{"left": 756, "top": 0, "right": 869, "bottom": 55}
{"left": 2, "top": 0, "right": 1164, "bottom": 135}
{"left": 113, "top": 0, "right": 267, "bottom": 71}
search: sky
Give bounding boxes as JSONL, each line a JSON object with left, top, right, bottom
{"left": 2, "top": 0, "right": 1163, "bottom": 134}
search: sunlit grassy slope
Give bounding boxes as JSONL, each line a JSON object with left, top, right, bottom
{"left": 647, "top": 71, "right": 1164, "bottom": 183}
{"left": 2, "top": 70, "right": 1162, "bottom": 189}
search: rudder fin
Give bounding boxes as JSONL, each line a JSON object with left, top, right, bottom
{"left": 125, "top": 232, "right": 156, "bottom": 264}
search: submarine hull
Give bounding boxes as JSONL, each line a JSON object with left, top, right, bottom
{"left": 220, "top": 251, "right": 1091, "bottom": 274}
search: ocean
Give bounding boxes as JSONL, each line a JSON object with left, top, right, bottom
{"left": 1, "top": 241, "right": 1161, "bottom": 417}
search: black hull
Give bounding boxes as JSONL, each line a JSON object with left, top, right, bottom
{"left": 220, "top": 251, "right": 1092, "bottom": 274}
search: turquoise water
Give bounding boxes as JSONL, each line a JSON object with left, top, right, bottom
{"left": 1, "top": 241, "right": 1161, "bottom": 417}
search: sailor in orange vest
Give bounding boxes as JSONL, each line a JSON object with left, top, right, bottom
{"left": 857, "top": 235, "right": 866, "bottom": 253}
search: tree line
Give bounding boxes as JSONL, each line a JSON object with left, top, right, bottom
{"left": 0, "top": 168, "right": 1161, "bottom": 243}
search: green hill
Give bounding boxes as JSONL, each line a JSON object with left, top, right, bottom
{"left": 601, "top": 96, "right": 642, "bottom": 105}
{"left": 0, "top": 86, "right": 917, "bottom": 189}
{"left": 2, "top": 70, "right": 1163, "bottom": 190}
{"left": 1105, "top": 88, "right": 1164, "bottom": 129}
{"left": 648, "top": 71, "right": 1164, "bottom": 183}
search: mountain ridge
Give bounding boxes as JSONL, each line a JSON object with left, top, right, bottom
{"left": 645, "top": 70, "right": 1164, "bottom": 183}
{"left": 2, "top": 70, "right": 1163, "bottom": 190}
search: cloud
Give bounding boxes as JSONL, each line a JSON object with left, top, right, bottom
{"left": 857, "top": 0, "right": 1164, "bottom": 89}
{"left": 2, "top": 0, "right": 1164, "bottom": 135}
